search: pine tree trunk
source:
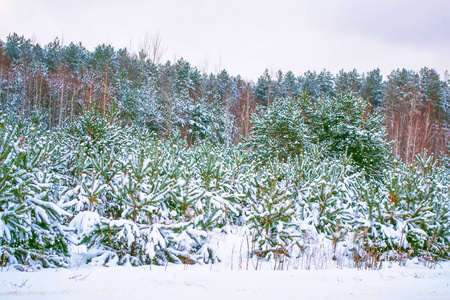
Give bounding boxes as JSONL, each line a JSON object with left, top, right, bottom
{"left": 245, "top": 87, "right": 251, "bottom": 139}
{"left": 166, "top": 93, "right": 172, "bottom": 139}
{"left": 393, "top": 111, "right": 399, "bottom": 157}
{"left": 421, "top": 102, "right": 432, "bottom": 151}
{"left": 58, "top": 80, "right": 65, "bottom": 127}
{"left": 412, "top": 112, "right": 420, "bottom": 160}
{"left": 71, "top": 88, "right": 76, "bottom": 122}
{"left": 48, "top": 94, "right": 53, "bottom": 129}
{"left": 102, "top": 72, "right": 108, "bottom": 116}
{"left": 405, "top": 102, "right": 415, "bottom": 163}
{"left": 21, "top": 67, "right": 27, "bottom": 120}
{"left": 38, "top": 76, "right": 42, "bottom": 111}
{"left": 88, "top": 82, "right": 93, "bottom": 112}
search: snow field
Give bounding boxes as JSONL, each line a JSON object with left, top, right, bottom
{"left": 1, "top": 261, "right": 449, "bottom": 300}
{"left": 1, "top": 229, "right": 449, "bottom": 300}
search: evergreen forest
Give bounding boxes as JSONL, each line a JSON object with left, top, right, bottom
{"left": 0, "top": 33, "right": 449, "bottom": 270}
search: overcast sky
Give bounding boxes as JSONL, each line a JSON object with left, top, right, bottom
{"left": 0, "top": 0, "right": 449, "bottom": 81}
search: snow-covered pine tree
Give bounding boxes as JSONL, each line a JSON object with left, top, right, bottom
{"left": 300, "top": 93, "right": 391, "bottom": 178}
{"left": 361, "top": 68, "right": 383, "bottom": 108}
{"left": 335, "top": 69, "right": 362, "bottom": 96}
{"left": 245, "top": 97, "right": 310, "bottom": 163}
{"left": 0, "top": 113, "right": 72, "bottom": 269}
{"left": 246, "top": 159, "right": 300, "bottom": 264}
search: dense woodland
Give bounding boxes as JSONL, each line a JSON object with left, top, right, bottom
{"left": 0, "top": 33, "right": 449, "bottom": 160}
{"left": 0, "top": 34, "right": 449, "bottom": 270}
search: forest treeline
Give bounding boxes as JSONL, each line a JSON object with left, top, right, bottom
{"left": 0, "top": 33, "right": 449, "bottom": 162}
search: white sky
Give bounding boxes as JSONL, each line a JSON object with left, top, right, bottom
{"left": 0, "top": 0, "right": 449, "bottom": 81}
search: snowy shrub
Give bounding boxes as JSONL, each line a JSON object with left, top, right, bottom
{"left": 299, "top": 93, "right": 391, "bottom": 177}
{"left": 247, "top": 93, "right": 391, "bottom": 177}
{"left": 84, "top": 219, "right": 218, "bottom": 266}
{"left": 245, "top": 160, "right": 301, "bottom": 263}
{"left": 349, "top": 153, "right": 450, "bottom": 268}
{"left": 60, "top": 109, "right": 130, "bottom": 154}
{"left": 76, "top": 139, "right": 229, "bottom": 266}
{"left": 0, "top": 115, "right": 72, "bottom": 268}
{"left": 187, "top": 103, "right": 235, "bottom": 146}
{"left": 245, "top": 97, "right": 311, "bottom": 163}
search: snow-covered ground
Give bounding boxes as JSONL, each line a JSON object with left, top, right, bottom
{"left": 2, "top": 230, "right": 450, "bottom": 300}
{"left": 1, "top": 261, "right": 449, "bottom": 300}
